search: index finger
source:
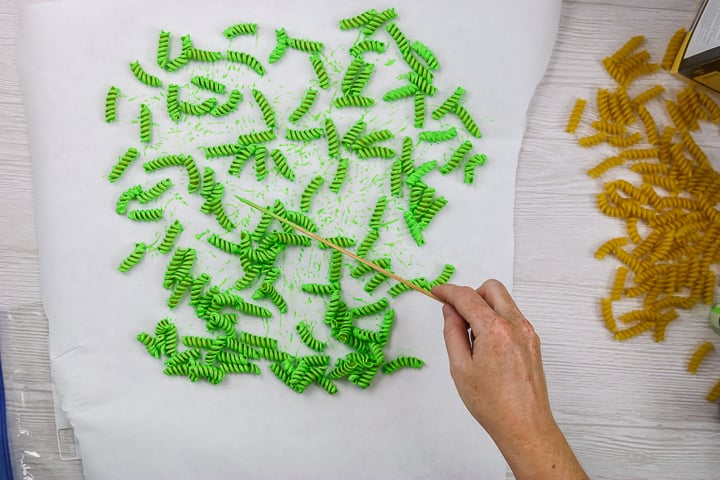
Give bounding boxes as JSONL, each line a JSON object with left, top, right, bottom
{"left": 431, "top": 284, "right": 498, "bottom": 333}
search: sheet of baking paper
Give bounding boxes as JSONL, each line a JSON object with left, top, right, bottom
{"left": 19, "top": 1, "right": 560, "bottom": 478}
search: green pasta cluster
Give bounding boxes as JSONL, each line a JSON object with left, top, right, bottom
{"left": 105, "top": 7, "right": 492, "bottom": 393}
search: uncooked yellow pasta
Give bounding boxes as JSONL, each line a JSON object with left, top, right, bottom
{"left": 607, "top": 132, "right": 642, "bottom": 148}
{"left": 565, "top": 98, "right": 587, "bottom": 134}
{"left": 594, "top": 237, "right": 628, "bottom": 259}
{"left": 707, "top": 379, "right": 720, "bottom": 403}
{"left": 630, "top": 84, "right": 665, "bottom": 106}
{"left": 587, "top": 156, "right": 625, "bottom": 178}
{"left": 610, "top": 266, "right": 629, "bottom": 301}
{"left": 578, "top": 132, "right": 607, "bottom": 148}
{"left": 636, "top": 105, "right": 658, "bottom": 145}
{"left": 626, "top": 218, "right": 641, "bottom": 244}
{"left": 591, "top": 120, "right": 626, "bottom": 135}
{"left": 613, "top": 321, "right": 654, "bottom": 341}
{"left": 661, "top": 28, "right": 686, "bottom": 71}
{"left": 600, "top": 297, "right": 618, "bottom": 333}
{"left": 688, "top": 341, "right": 716, "bottom": 373}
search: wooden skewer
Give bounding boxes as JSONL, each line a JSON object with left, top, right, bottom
{"left": 236, "top": 196, "right": 442, "bottom": 303}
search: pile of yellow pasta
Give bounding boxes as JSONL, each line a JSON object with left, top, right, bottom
{"left": 566, "top": 29, "right": 720, "bottom": 402}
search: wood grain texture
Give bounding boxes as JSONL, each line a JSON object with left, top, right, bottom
{"left": 0, "top": 0, "right": 718, "bottom": 479}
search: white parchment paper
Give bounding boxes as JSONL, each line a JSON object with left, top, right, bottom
{"left": 19, "top": 1, "right": 561, "bottom": 478}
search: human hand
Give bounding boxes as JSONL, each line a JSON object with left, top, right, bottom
{"left": 432, "top": 280, "right": 588, "bottom": 480}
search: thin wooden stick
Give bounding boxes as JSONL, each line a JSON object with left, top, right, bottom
{"left": 236, "top": 196, "right": 442, "bottom": 303}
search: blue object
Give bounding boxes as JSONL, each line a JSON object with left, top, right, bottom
{"left": 0, "top": 356, "right": 13, "bottom": 480}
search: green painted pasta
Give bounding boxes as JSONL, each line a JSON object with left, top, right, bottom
{"left": 364, "top": 270, "right": 389, "bottom": 293}
{"left": 414, "top": 91, "right": 425, "bottom": 128}
{"left": 342, "top": 119, "right": 366, "bottom": 148}
{"left": 296, "top": 321, "right": 327, "bottom": 352}
{"left": 350, "top": 39, "right": 387, "bottom": 56}
{"left": 287, "top": 37, "right": 324, "bottom": 53}
{"left": 207, "top": 233, "right": 242, "bottom": 254}
{"left": 286, "top": 128, "right": 324, "bottom": 142}
{"left": 223, "top": 23, "right": 257, "bottom": 39}
{"left": 368, "top": 196, "right": 388, "bottom": 230}
{"left": 428, "top": 264, "right": 456, "bottom": 287}
{"left": 382, "top": 356, "right": 425, "bottom": 374}
{"left": 339, "top": 9, "right": 377, "bottom": 30}
{"left": 402, "top": 72, "right": 437, "bottom": 96}
{"left": 383, "top": 84, "right": 417, "bottom": 102}
{"left": 404, "top": 210, "right": 425, "bottom": 246}
{"left": 270, "top": 149, "right": 295, "bottom": 181}
{"left": 353, "top": 129, "right": 394, "bottom": 150}
{"left": 325, "top": 118, "right": 340, "bottom": 158}
{"left": 130, "top": 61, "right": 162, "bottom": 87}
{"left": 341, "top": 58, "right": 365, "bottom": 94}
{"left": 385, "top": 22, "right": 409, "bottom": 53}
{"left": 361, "top": 8, "right": 398, "bottom": 36}
{"left": 204, "top": 143, "right": 241, "bottom": 159}
{"left": 318, "top": 236, "right": 356, "bottom": 249}
{"left": 401, "top": 136, "right": 414, "bottom": 173}
{"left": 289, "top": 88, "right": 318, "bottom": 123}
{"left": 334, "top": 95, "right": 375, "bottom": 108}
{"left": 310, "top": 54, "right": 330, "bottom": 89}
{"left": 118, "top": 243, "right": 147, "bottom": 272}
{"left": 357, "top": 146, "right": 395, "bottom": 159}
{"left": 254, "top": 145, "right": 268, "bottom": 181}
{"left": 166, "top": 84, "right": 181, "bottom": 121}
{"left": 406, "top": 160, "right": 437, "bottom": 186}
{"left": 156, "top": 31, "right": 170, "bottom": 69}
{"left": 136, "top": 178, "right": 172, "bottom": 203}
{"left": 167, "top": 275, "right": 193, "bottom": 309}
{"left": 128, "top": 208, "right": 164, "bottom": 222}
{"left": 252, "top": 89, "right": 275, "bottom": 129}
{"left": 328, "top": 250, "right": 343, "bottom": 283}
{"left": 349, "top": 298, "right": 389, "bottom": 318}
{"left": 419, "top": 126, "right": 458, "bottom": 143}
{"left": 329, "top": 157, "right": 349, "bottom": 194}
{"left": 411, "top": 41, "right": 440, "bottom": 70}
{"left": 357, "top": 229, "right": 380, "bottom": 258}
{"left": 158, "top": 220, "right": 184, "bottom": 254}
{"left": 285, "top": 211, "right": 318, "bottom": 232}
{"left": 105, "top": 86, "right": 120, "bottom": 123}
{"left": 210, "top": 89, "right": 243, "bottom": 117}
{"left": 418, "top": 197, "right": 448, "bottom": 229}
{"left": 227, "top": 51, "right": 265, "bottom": 76}
{"left": 240, "top": 331, "right": 278, "bottom": 349}
{"left": 300, "top": 176, "right": 324, "bottom": 213}
{"left": 116, "top": 186, "right": 141, "bottom": 215}
{"left": 108, "top": 147, "right": 139, "bottom": 183}
{"left": 268, "top": 28, "right": 289, "bottom": 64}
{"left": 190, "top": 76, "right": 226, "bottom": 94}
{"left": 401, "top": 49, "right": 434, "bottom": 82}
{"left": 237, "top": 130, "right": 276, "bottom": 145}
{"left": 432, "top": 86, "right": 466, "bottom": 120}
{"left": 439, "top": 140, "right": 473, "bottom": 175}
{"left": 271, "top": 232, "right": 311, "bottom": 246}
{"left": 139, "top": 104, "right": 152, "bottom": 143}
{"left": 453, "top": 104, "right": 482, "bottom": 138}
{"left": 390, "top": 159, "right": 403, "bottom": 197}
{"left": 180, "top": 97, "right": 217, "bottom": 116}
{"left": 187, "top": 44, "right": 223, "bottom": 63}
{"left": 464, "top": 153, "right": 487, "bottom": 184}
{"left": 259, "top": 282, "right": 288, "bottom": 313}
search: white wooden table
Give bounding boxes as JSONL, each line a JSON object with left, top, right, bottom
{"left": 1, "top": 1, "right": 718, "bottom": 479}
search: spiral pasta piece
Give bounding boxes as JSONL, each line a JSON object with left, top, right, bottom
{"left": 352, "top": 129, "right": 394, "bottom": 150}
{"left": 296, "top": 322, "right": 327, "bottom": 352}
{"left": 268, "top": 28, "right": 289, "bottom": 64}
{"left": 105, "top": 86, "right": 120, "bottom": 123}
{"left": 410, "top": 91, "right": 425, "bottom": 128}
{"left": 223, "top": 22, "right": 257, "bottom": 39}
{"left": 139, "top": 104, "right": 152, "bottom": 143}
{"left": 339, "top": 9, "right": 377, "bottom": 30}
{"left": 166, "top": 84, "right": 181, "bottom": 121}
{"left": 259, "top": 282, "right": 288, "bottom": 313}
{"left": 285, "top": 128, "right": 325, "bottom": 142}
{"left": 158, "top": 220, "right": 184, "bottom": 254}
{"left": 411, "top": 40, "right": 440, "bottom": 70}
{"left": 180, "top": 97, "right": 217, "bottom": 116}
{"left": 361, "top": 8, "right": 398, "bottom": 36}
{"left": 108, "top": 147, "right": 139, "bottom": 183}
{"left": 432, "top": 86, "right": 465, "bottom": 120}
{"left": 118, "top": 243, "right": 147, "bottom": 272}
{"left": 130, "top": 61, "right": 162, "bottom": 87}
{"left": 382, "top": 356, "right": 425, "bottom": 374}
{"left": 269, "top": 149, "right": 295, "bottom": 181}
{"left": 661, "top": 28, "right": 686, "bottom": 70}
{"left": 190, "top": 76, "right": 226, "bottom": 94}
{"left": 565, "top": 98, "right": 587, "bottom": 134}
{"left": 439, "top": 140, "right": 472, "bottom": 175}
{"left": 324, "top": 118, "right": 340, "bottom": 158}
{"left": 329, "top": 157, "right": 349, "bottom": 194}
{"left": 128, "top": 208, "right": 164, "bottom": 222}
{"left": 383, "top": 84, "right": 418, "bottom": 102}
{"left": 209, "top": 89, "right": 243, "bottom": 118}
{"left": 402, "top": 71, "right": 437, "bottom": 96}
{"left": 357, "top": 146, "right": 395, "bottom": 159}
{"left": 453, "top": 105, "right": 482, "bottom": 138}
{"left": 289, "top": 88, "right": 318, "bottom": 123}
{"left": 419, "top": 127, "right": 457, "bottom": 143}
{"left": 368, "top": 196, "right": 388, "bottom": 230}
{"left": 252, "top": 89, "right": 275, "bottom": 129}
{"left": 385, "top": 22, "right": 409, "bottom": 53}
{"left": 334, "top": 95, "right": 375, "bottom": 108}
{"left": 300, "top": 176, "right": 324, "bottom": 213}
{"left": 310, "top": 54, "right": 330, "bottom": 89}
{"left": 350, "top": 39, "right": 387, "bottom": 56}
